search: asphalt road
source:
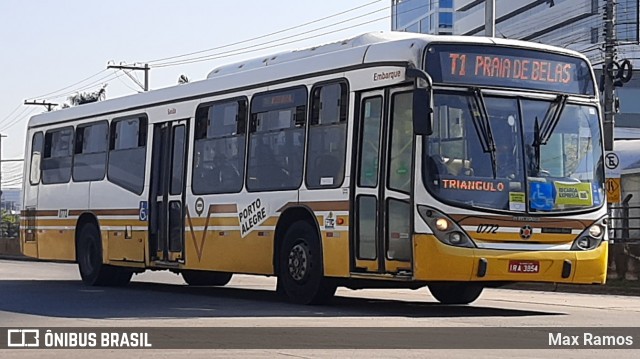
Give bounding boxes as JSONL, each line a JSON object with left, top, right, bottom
{"left": 1, "top": 259, "right": 639, "bottom": 358}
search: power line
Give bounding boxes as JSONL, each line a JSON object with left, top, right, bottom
{"left": 0, "top": 104, "right": 22, "bottom": 126}
{"left": 0, "top": 107, "right": 39, "bottom": 132}
{"left": 106, "top": 63, "right": 149, "bottom": 91}
{"left": 31, "top": 69, "right": 108, "bottom": 100}
{"left": 146, "top": 0, "right": 385, "bottom": 65}
{"left": 0, "top": 104, "right": 32, "bottom": 128}
{"left": 153, "top": 15, "right": 389, "bottom": 68}
{"left": 7, "top": 1, "right": 392, "bottom": 131}
{"left": 152, "top": 2, "right": 433, "bottom": 68}
{"left": 43, "top": 70, "right": 125, "bottom": 102}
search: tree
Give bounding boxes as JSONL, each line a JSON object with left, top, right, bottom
{"left": 63, "top": 84, "right": 107, "bottom": 108}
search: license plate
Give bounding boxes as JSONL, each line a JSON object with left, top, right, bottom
{"left": 508, "top": 260, "right": 540, "bottom": 273}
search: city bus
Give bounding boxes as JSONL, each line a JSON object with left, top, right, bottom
{"left": 21, "top": 32, "right": 608, "bottom": 305}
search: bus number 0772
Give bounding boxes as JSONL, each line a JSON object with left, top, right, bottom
{"left": 476, "top": 224, "right": 499, "bottom": 234}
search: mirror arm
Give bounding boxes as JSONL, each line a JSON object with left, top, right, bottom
{"left": 406, "top": 66, "right": 432, "bottom": 89}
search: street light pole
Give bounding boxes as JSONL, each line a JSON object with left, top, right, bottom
{"left": 603, "top": 0, "right": 616, "bottom": 151}
{"left": 485, "top": 0, "right": 495, "bottom": 37}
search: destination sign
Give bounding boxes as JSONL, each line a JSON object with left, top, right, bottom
{"left": 426, "top": 44, "right": 594, "bottom": 95}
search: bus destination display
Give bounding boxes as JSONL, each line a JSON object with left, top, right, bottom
{"left": 448, "top": 53, "right": 573, "bottom": 84}
{"left": 426, "top": 44, "right": 594, "bottom": 95}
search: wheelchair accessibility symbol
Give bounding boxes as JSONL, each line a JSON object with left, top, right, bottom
{"left": 139, "top": 201, "right": 148, "bottom": 221}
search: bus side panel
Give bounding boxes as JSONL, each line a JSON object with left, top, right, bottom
{"left": 573, "top": 241, "right": 608, "bottom": 284}
{"left": 36, "top": 182, "right": 89, "bottom": 261}
{"left": 413, "top": 234, "right": 475, "bottom": 281}
{"left": 182, "top": 191, "right": 293, "bottom": 275}
{"left": 21, "top": 183, "right": 39, "bottom": 258}
{"left": 183, "top": 226, "right": 274, "bottom": 274}
{"left": 21, "top": 131, "right": 39, "bottom": 258}
{"left": 89, "top": 179, "right": 148, "bottom": 265}
{"left": 106, "top": 228, "right": 146, "bottom": 263}
{"left": 320, "top": 222, "right": 350, "bottom": 277}
{"left": 298, "top": 187, "right": 351, "bottom": 278}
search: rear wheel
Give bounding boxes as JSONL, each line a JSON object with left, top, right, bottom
{"left": 428, "top": 282, "right": 483, "bottom": 305}
{"left": 182, "top": 270, "right": 232, "bottom": 286}
{"left": 77, "top": 224, "right": 132, "bottom": 286}
{"left": 277, "top": 221, "right": 336, "bottom": 305}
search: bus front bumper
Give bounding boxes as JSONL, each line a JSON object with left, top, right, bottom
{"left": 413, "top": 234, "right": 608, "bottom": 284}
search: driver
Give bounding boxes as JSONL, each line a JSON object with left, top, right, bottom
{"left": 492, "top": 115, "right": 519, "bottom": 179}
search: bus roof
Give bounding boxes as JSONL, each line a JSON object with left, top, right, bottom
{"left": 27, "top": 31, "right": 590, "bottom": 129}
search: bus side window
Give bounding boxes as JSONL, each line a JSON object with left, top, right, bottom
{"left": 107, "top": 115, "right": 148, "bottom": 194}
{"left": 192, "top": 98, "right": 247, "bottom": 194}
{"left": 388, "top": 91, "right": 414, "bottom": 193}
{"left": 306, "top": 82, "right": 348, "bottom": 189}
{"left": 73, "top": 121, "right": 108, "bottom": 182}
{"left": 247, "top": 87, "right": 307, "bottom": 191}
{"left": 42, "top": 127, "right": 74, "bottom": 184}
{"left": 29, "top": 132, "right": 44, "bottom": 185}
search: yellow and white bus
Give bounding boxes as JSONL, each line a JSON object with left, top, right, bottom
{"left": 21, "top": 32, "right": 608, "bottom": 305}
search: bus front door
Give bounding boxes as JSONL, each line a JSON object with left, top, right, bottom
{"left": 149, "top": 120, "right": 188, "bottom": 263}
{"left": 352, "top": 87, "right": 414, "bottom": 276}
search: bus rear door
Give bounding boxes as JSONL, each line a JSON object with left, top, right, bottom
{"left": 149, "top": 119, "right": 188, "bottom": 263}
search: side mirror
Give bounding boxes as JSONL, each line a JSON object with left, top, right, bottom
{"left": 413, "top": 88, "right": 433, "bottom": 136}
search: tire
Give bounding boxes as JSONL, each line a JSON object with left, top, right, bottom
{"left": 77, "top": 224, "right": 132, "bottom": 286}
{"left": 182, "top": 270, "right": 232, "bottom": 286}
{"left": 428, "top": 282, "right": 483, "bottom": 305}
{"left": 277, "top": 221, "right": 336, "bottom": 305}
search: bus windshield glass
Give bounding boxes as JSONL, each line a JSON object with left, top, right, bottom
{"left": 426, "top": 44, "right": 595, "bottom": 95}
{"left": 423, "top": 91, "right": 604, "bottom": 213}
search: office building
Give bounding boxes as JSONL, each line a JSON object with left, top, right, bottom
{"left": 392, "top": 0, "right": 455, "bottom": 34}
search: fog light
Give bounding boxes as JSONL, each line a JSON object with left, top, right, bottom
{"left": 588, "top": 225, "right": 603, "bottom": 238}
{"left": 435, "top": 218, "right": 450, "bottom": 232}
{"left": 577, "top": 237, "right": 590, "bottom": 249}
{"left": 449, "top": 232, "right": 463, "bottom": 244}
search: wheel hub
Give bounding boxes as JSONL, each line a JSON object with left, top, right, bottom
{"left": 288, "top": 243, "right": 309, "bottom": 281}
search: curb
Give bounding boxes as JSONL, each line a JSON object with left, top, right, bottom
{"left": 0, "top": 254, "right": 38, "bottom": 262}
{"left": 503, "top": 281, "right": 640, "bottom": 296}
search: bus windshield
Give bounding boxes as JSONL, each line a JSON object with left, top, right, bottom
{"left": 423, "top": 91, "right": 604, "bottom": 213}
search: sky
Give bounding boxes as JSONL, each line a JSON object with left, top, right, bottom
{"left": 0, "top": 0, "right": 389, "bottom": 189}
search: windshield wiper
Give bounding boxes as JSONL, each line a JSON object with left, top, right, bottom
{"left": 537, "top": 94, "right": 568, "bottom": 146}
{"left": 532, "top": 117, "right": 542, "bottom": 175}
{"left": 471, "top": 88, "right": 497, "bottom": 178}
{"left": 530, "top": 95, "right": 567, "bottom": 176}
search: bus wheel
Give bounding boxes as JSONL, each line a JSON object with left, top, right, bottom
{"left": 181, "top": 270, "right": 232, "bottom": 286}
{"left": 428, "top": 282, "right": 483, "bottom": 305}
{"left": 77, "top": 224, "right": 132, "bottom": 286}
{"left": 277, "top": 221, "right": 336, "bottom": 305}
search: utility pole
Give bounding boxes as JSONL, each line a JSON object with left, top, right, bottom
{"left": 603, "top": 0, "right": 616, "bottom": 151}
{"left": 107, "top": 63, "right": 150, "bottom": 91}
{"left": 485, "top": 0, "right": 495, "bottom": 37}
{"left": 24, "top": 100, "right": 58, "bottom": 112}
{"left": 0, "top": 133, "right": 5, "bottom": 238}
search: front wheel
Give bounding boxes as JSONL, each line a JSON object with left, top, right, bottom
{"left": 182, "top": 270, "right": 232, "bottom": 286}
{"left": 428, "top": 282, "right": 483, "bottom": 305}
{"left": 277, "top": 221, "right": 336, "bottom": 305}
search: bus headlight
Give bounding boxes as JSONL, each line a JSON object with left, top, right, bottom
{"left": 588, "top": 224, "right": 603, "bottom": 238}
{"left": 571, "top": 216, "right": 607, "bottom": 251}
{"left": 435, "top": 218, "right": 450, "bottom": 232}
{"left": 417, "top": 205, "right": 476, "bottom": 248}
{"left": 576, "top": 237, "right": 591, "bottom": 250}
{"left": 449, "top": 232, "right": 463, "bottom": 244}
